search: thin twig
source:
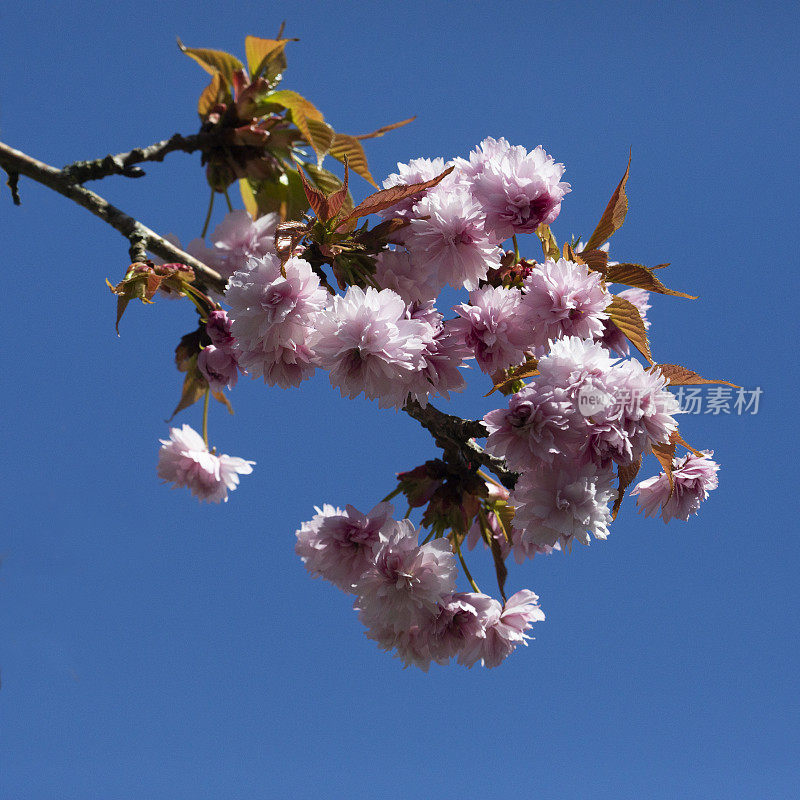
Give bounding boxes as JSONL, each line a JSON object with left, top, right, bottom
{"left": 0, "top": 140, "right": 226, "bottom": 293}
{"left": 60, "top": 132, "right": 220, "bottom": 183}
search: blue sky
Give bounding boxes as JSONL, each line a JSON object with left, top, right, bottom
{"left": 1, "top": 2, "right": 798, "bottom": 798}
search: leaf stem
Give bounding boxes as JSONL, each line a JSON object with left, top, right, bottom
{"left": 224, "top": 189, "right": 234, "bottom": 212}
{"left": 452, "top": 533, "right": 480, "bottom": 594}
{"left": 512, "top": 234, "right": 520, "bottom": 264}
{"left": 202, "top": 388, "right": 211, "bottom": 447}
{"left": 201, "top": 190, "right": 215, "bottom": 238}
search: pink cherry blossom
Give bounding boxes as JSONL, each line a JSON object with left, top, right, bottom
{"left": 520, "top": 258, "right": 611, "bottom": 348}
{"left": 632, "top": 452, "right": 719, "bottom": 522}
{"left": 355, "top": 521, "right": 457, "bottom": 633}
{"left": 311, "top": 286, "right": 430, "bottom": 409}
{"left": 468, "top": 139, "right": 570, "bottom": 240}
{"left": 405, "top": 187, "right": 503, "bottom": 290}
{"left": 209, "top": 210, "right": 280, "bottom": 279}
{"left": 227, "top": 254, "right": 328, "bottom": 387}
{"left": 451, "top": 285, "right": 530, "bottom": 374}
{"left": 197, "top": 344, "right": 239, "bottom": 392}
{"left": 157, "top": 424, "right": 254, "bottom": 503}
{"left": 295, "top": 502, "right": 394, "bottom": 592}
{"left": 510, "top": 463, "right": 617, "bottom": 550}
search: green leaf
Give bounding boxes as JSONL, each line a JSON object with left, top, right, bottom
{"left": 212, "top": 389, "right": 234, "bottom": 415}
{"left": 244, "top": 35, "right": 294, "bottom": 83}
{"left": 489, "top": 533, "right": 508, "bottom": 603}
{"left": 485, "top": 357, "right": 540, "bottom": 396}
{"left": 263, "top": 90, "right": 327, "bottom": 160}
{"left": 304, "top": 118, "right": 335, "bottom": 164}
{"left": 253, "top": 169, "right": 309, "bottom": 221}
{"left": 177, "top": 38, "right": 244, "bottom": 88}
{"left": 239, "top": 178, "right": 258, "bottom": 218}
{"left": 584, "top": 153, "right": 631, "bottom": 252}
{"left": 535, "top": 223, "right": 560, "bottom": 261}
{"left": 197, "top": 71, "right": 228, "bottom": 116}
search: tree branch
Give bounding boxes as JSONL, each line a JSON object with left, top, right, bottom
{"left": 0, "top": 140, "right": 226, "bottom": 293}
{"left": 60, "top": 132, "right": 220, "bottom": 183}
{"left": 402, "top": 399, "right": 517, "bottom": 491}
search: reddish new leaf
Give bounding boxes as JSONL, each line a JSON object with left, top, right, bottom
{"left": 606, "top": 295, "right": 654, "bottom": 364}
{"left": 575, "top": 248, "right": 609, "bottom": 274}
{"left": 611, "top": 456, "right": 642, "bottom": 520}
{"left": 296, "top": 160, "right": 350, "bottom": 223}
{"left": 655, "top": 364, "right": 739, "bottom": 388}
{"left": 583, "top": 154, "right": 631, "bottom": 252}
{"left": 212, "top": 389, "right": 234, "bottom": 415}
{"left": 169, "top": 363, "right": 208, "bottom": 420}
{"left": 354, "top": 117, "right": 416, "bottom": 140}
{"left": 651, "top": 432, "right": 678, "bottom": 490}
{"left": 338, "top": 166, "right": 454, "bottom": 228}
{"left": 605, "top": 263, "right": 697, "bottom": 298}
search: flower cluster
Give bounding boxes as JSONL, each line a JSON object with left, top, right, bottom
{"left": 295, "top": 503, "right": 544, "bottom": 670}
{"left": 152, "top": 134, "right": 724, "bottom": 670}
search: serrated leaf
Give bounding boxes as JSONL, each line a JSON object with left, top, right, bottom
{"left": 574, "top": 248, "right": 609, "bottom": 274}
{"left": 673, "top": 430, "right": 703, "bottom": 457}
{"left": 177, "top": 39, "right": 244, "bottom": 87}
{"left": 244, "top": 35, "right": 294, "bottom": 82}
{"left": 606, "top": 295, "right": 653, "bottom": 364}
{"left": 239, "top": 178, "right": 258, "bottom": 218}
{"left": 338, "top": 166, "right": 454, "bottom": 228}
{"left": 302, "top": 163, "right": 355, "bottom": 221}
{"left": 606, "top": 263, "right": 696, "bottom": 298}
{"left": 584, "top": 153, "right": 631, "bottom": 252}
{"left": 651, "top": 433, "right": 677, "bottom": 490}
{"left": 328, "top": 133, "right": 376, "bottom": 187}
{"left": 198, "top": 71, "right": 227, "bottom": 116}
{"left": 611, "top": 456, "right": 642, "bottom": 519}
{"left": 304, "top": 119, "right": 335, "bottom": 164}
{"left": 485, "top": 357, "right": 540, "bottom": 396}
{"left": 212, "top": 389, "right": 234, "bottom": 415}
{"left": 263, "top": 90, "right": 327, "bottom": 160}
{"left": 354, "top": 116, "right": 416, "bottom": 140}
{"left": 655, "top": 364, "right": 739, "bottom": 388}
{"left": 295, "top": 163, "right": 327, "bottom": 218}
{"left": 535, "top": 223, "right": 560, "bottom": 260}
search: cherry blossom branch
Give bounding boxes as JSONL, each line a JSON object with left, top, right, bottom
{"left": 0, "top": 140, "right": 226, "bottom": 292}
{"left": 60, "top": 132, "right": 221, "bottom": 183}
{"left": 402, "top": 399, "right": 518, "bottom": 491}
